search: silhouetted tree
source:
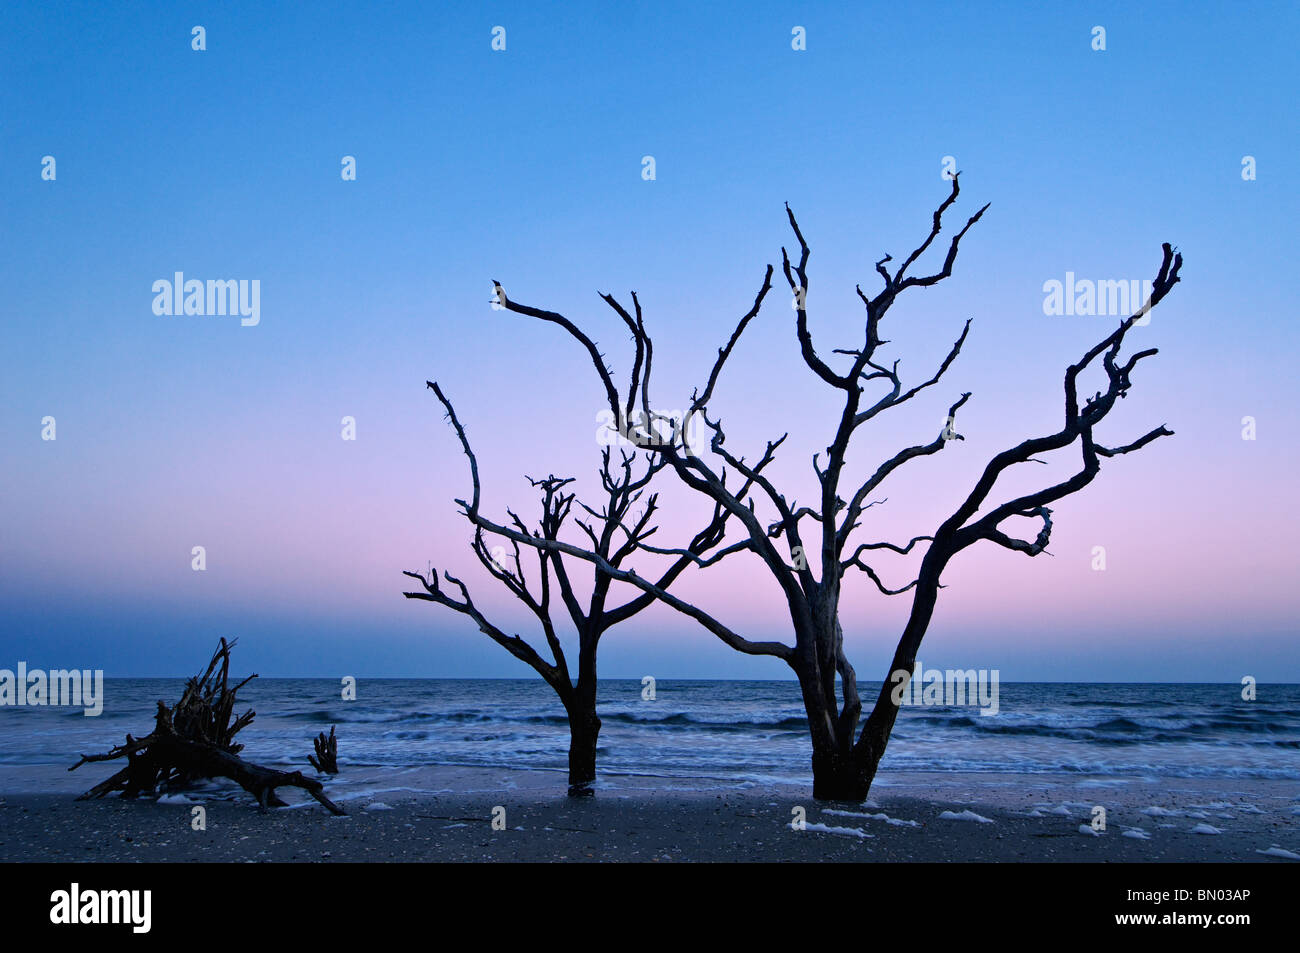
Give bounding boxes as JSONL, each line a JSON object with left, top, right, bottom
{"left": 455, "top": 175, "right": 1182, "bottom": 800}
{"left": 404, "top": 372, "right": 754, "bottom": 795}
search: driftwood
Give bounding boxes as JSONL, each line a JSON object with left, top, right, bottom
{"left": 308, "top": 726, "right": 339, "bottom": 773}
{"left": 69, "top": 638, "right": 345, "bottom": 815}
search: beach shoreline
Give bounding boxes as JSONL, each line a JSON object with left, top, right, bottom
{"left": 3, "top": 765, "right": 1295, "bottom": 863}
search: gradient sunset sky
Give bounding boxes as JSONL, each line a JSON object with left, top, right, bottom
{"left": 2, "top": 1, "right": 1296, "bottom": 680}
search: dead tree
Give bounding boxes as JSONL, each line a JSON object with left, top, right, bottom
{"left": 464, "top": 174, "right": 1183, "bottom": 800}
{"left": 404, "top": 373, "right": 754, "bottom": 795}
{"left": 309, "top": 726, "right": 339, "bottom": 774}
{"left": 70, "top": 638, "right": 345, "bottom": 814}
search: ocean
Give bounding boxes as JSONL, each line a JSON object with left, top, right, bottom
{"left": 2, "top": 679, "right": 1297, "bottom": 792}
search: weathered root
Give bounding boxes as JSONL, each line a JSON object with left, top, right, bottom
{"left": 308, "top": 726, "right": 339, "bottom": 774}
{"left": 69, "top": 638, "right": 345, "bottom": 816}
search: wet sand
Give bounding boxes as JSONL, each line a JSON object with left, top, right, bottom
{"left": 1, "top": 766, "right": 1295, "bottom": 862}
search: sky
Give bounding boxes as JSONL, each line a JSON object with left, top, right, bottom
{"left": 1, "top": 1, "right": 1297, "bottom": 680}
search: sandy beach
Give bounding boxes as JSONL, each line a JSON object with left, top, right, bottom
{"left": 2, "top": 765, "right": 1295, "bottom": 863}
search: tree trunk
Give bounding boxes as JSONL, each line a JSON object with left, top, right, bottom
{"left": 811, "top": 744, "right": 873, "bottom": 801}
{"left": 845, "top": 569, "right": 944, "bottom": 800}
{"left": 564, "top": 639, "right": 602, "bottom": 797}
{"left": 794, "top": 653, "right": 874, "bottom": 802}
{"left": 566, "top": 711, "right": 600, "bottom": 797}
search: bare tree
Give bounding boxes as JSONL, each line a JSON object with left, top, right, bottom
{"left": 403, "top": 365, "right": 756, "bottom": 794}
{"left": 457, "top": 175, "right": 1182, "bottom": 800}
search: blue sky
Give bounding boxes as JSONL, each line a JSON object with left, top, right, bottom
{"left": 1, "top": 1, "right": 1297, "bottom": 679}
